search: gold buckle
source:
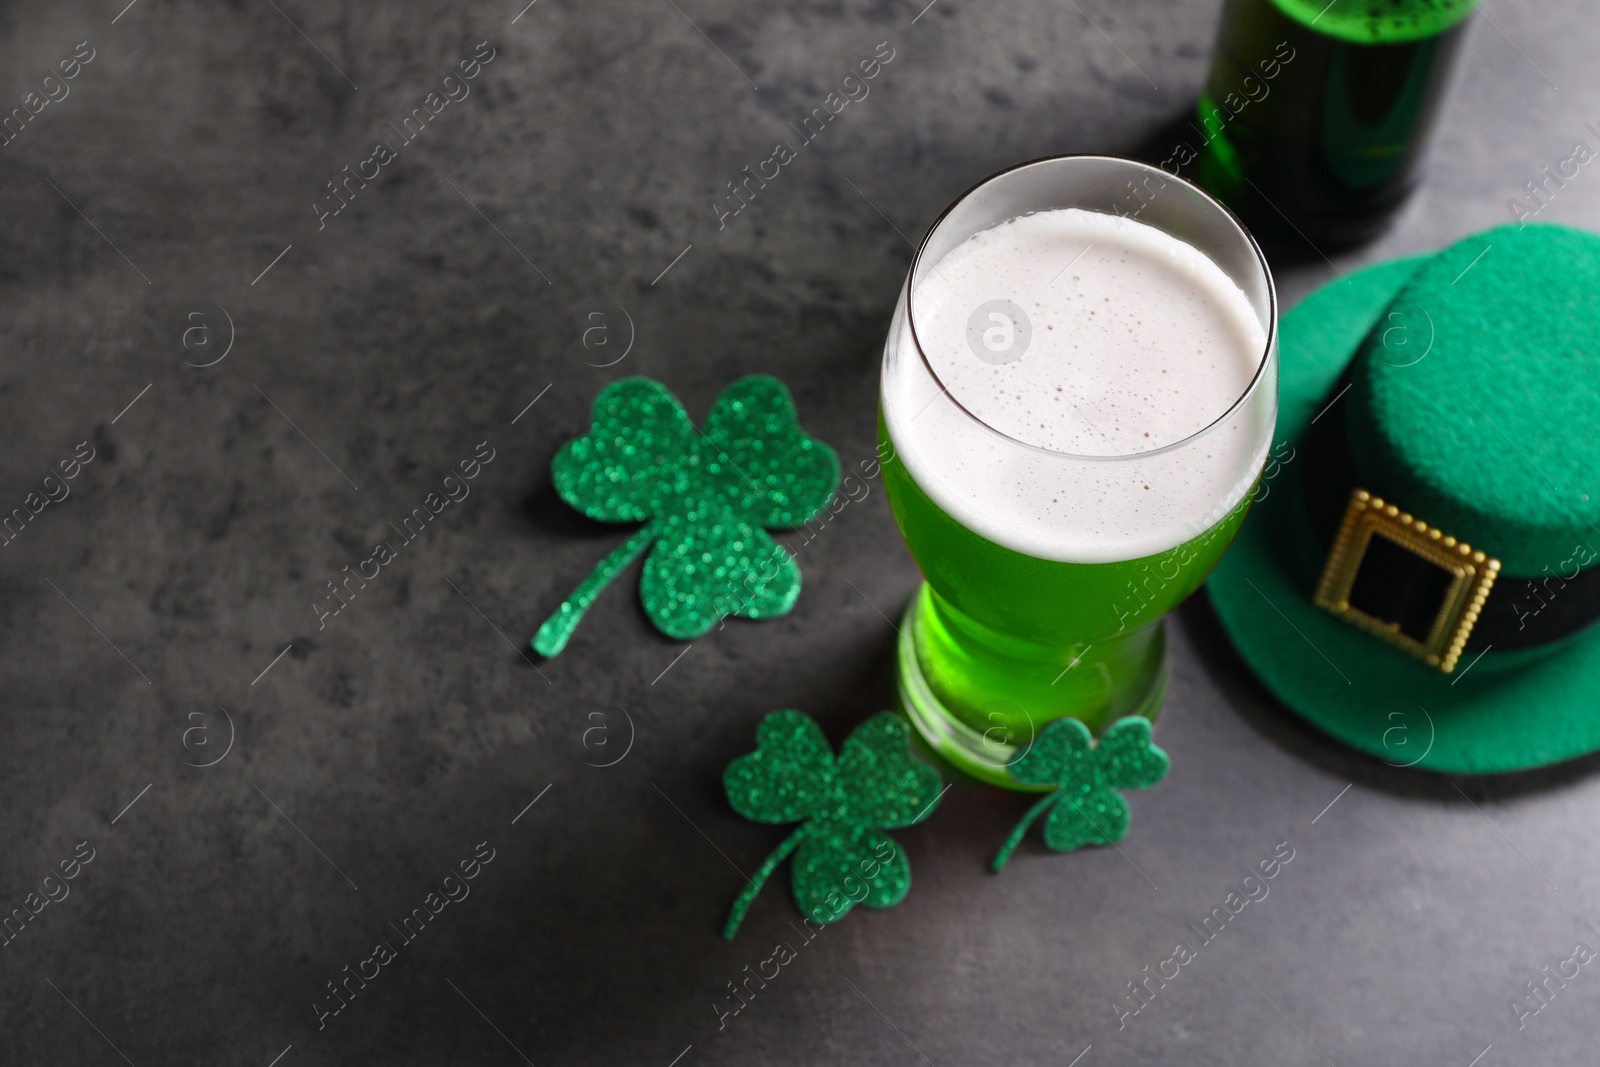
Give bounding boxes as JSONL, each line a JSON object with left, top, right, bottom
{"left": 1313, "top": 489, "right": 1500, "bottom": 673}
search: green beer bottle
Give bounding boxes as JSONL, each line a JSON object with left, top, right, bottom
{"left": 1197, "top": 0, "right": 1479, "bottom": 247}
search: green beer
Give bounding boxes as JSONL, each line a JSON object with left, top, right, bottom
{"left": 879, "top": 157, "right": 1277, "bottom": 788}
{"left": 1198, "top": 0, "right": 1479, "bottom": 246}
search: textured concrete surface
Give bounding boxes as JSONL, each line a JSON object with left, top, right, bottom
{"left": 2, "top": 0, "right": 1599, "bottom": 1064}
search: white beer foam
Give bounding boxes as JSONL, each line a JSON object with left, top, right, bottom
{"left": 883, "top": 208, "right": 1273, "bottom": 564}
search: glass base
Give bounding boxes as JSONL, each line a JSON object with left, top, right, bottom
{"left": 896, "top": 583, "right": 1171, "bottom": 791}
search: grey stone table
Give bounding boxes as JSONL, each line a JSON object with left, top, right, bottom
{"left": 2, "top": 1, "right": 1598, "bottom": 1064}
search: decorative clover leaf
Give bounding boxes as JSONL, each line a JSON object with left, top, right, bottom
{"left": 990, "top": 716, "right": 1169, "bottom": 872}
{"left": 721, "top": 710, "right": 943, "bottom": 939}
{"left": 532, "top": 376, "right": 840, "bottom": 656}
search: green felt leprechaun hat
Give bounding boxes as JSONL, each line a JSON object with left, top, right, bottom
{"left": 1209, "top": 222, "right": 1600, "bottom": 775}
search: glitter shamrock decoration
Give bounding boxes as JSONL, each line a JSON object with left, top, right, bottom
{"left": 990, "top": 716, "right": 1169, "bottom": 872}
{"left": 722, "top": 710, "right": 943, "bottom": 939}
{"left": 532, "top": 376, "right": 839, "bottom": 657}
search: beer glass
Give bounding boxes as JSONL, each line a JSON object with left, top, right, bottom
{"left": 879, "top": 156, "right": 1277, "bottom": 789}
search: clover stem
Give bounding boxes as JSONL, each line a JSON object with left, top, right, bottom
{"left": 532, "top": 520, "right": 660, "bottom": 657}
{"left": 990, "top": 793, "right": 1059, "bottom": 873}
{"left": 723, "top": 825, "right": 806, "bottom": 940}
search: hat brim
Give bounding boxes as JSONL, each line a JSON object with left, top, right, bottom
{"left": 1208, "top": 255, "right": 1600, "bottom": 774}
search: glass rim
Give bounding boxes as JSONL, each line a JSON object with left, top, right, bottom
{"left": 904, "top": 153, "right": 1279, "bottom": 463}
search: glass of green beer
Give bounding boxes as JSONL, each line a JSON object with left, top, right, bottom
{"left": 879, "top": 155, "right": 1277, "bottom": 788}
